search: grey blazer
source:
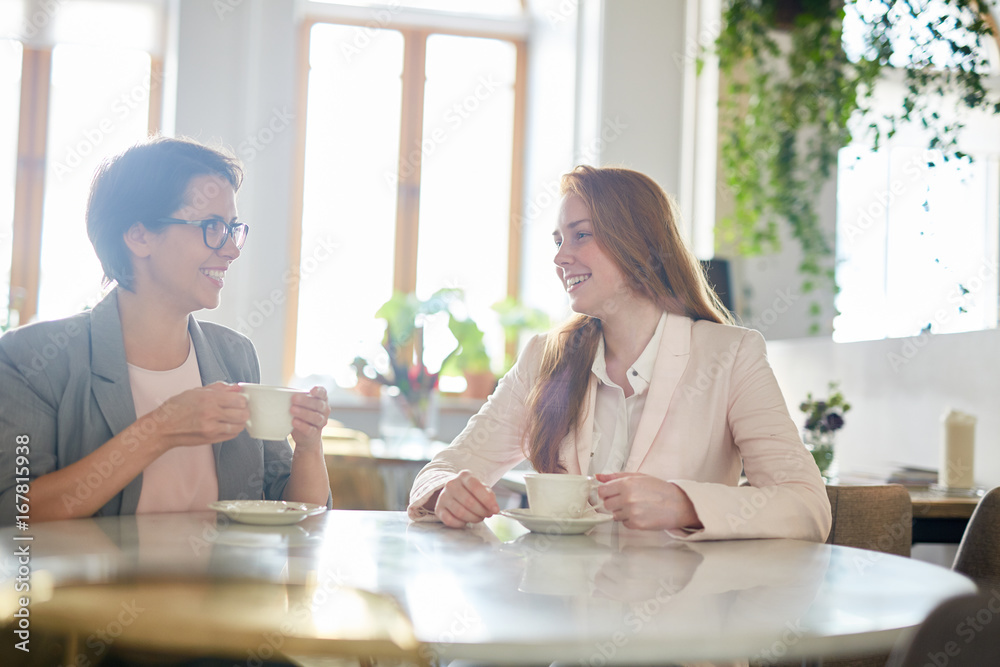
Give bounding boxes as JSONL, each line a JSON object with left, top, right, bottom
{"left": 0, "top": 289, "right": 296, "bottom": 525}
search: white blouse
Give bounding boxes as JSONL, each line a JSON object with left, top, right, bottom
{"left": 129, "top": 337, "right": 219, "bottom": 513}
{"left": 587, "top": 312, "right": 666, "bottom": 474}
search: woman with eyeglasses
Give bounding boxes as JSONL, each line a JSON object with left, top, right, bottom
{"left": 0, "top": 137, "right": 331, "bottom": 524}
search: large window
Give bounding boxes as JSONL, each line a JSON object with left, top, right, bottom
{"left": 834, "top": 1, "right": 1000, "bottom": 342}
{"left": 293, "top": 12, "right": 526, "bottom": 388}
{"left": 1, "top": 1, "right": 162, "bottom": 328}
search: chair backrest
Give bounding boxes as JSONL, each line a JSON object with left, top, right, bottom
{"left": 952, "top": 486, "right": 1000, "bottom": 589}
{"left": 323, "top": 428, "right": 389, "bottom": 510}
{"left": 886, "top": 593, "right": 1000, "bottom": 667}
{"left": 826, "top": 485, "right": 912, "bottom": 557}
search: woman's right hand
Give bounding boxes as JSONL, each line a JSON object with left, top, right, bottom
{"left": 433, "top": 470, "right": 499, "bottom": 528}
{"left": 142, "top": 382, "right": 250, "bottom": 450}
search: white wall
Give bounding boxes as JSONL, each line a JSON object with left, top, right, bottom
{"left": 768, "top": 330, "right": 1000, "bottom": 489}
{"left": 172, "top": 0, "right": 299, "bottom": 384}
{"left": 598, "top": 0, "right": 686, "bottom": 196}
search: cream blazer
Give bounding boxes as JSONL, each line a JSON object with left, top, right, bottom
{"left": 409, "top": 314, "right": 832, "bottom": 542}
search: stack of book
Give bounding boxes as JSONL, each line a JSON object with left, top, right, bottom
{"left": 885, "top": 466, "right": 939, "bottom": 487}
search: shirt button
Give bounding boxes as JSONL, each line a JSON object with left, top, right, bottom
{"left": 631, "top": 370, "right": 638, "bottom": 376}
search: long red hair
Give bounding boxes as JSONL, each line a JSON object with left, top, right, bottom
{"left": 524, "top": 166, "right": 733, "bottom": 473}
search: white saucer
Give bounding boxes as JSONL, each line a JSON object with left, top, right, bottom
{"left": 499, "top": 508, "right": 612, "bottom": 535}
{"left": 208, "top": 500, "right": 327, "bottom": 525}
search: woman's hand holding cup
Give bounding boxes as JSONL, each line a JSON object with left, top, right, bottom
{"left": 595, "top": 472, "right": 703, "bottom": 531}
{"left": 288, "top": 386, "right": 331, "bottom": 452}
{"left": 143, "top": 382, "right": 250, "bottom": 450}
{"left": 434, "top": 470, "right": 499, "bottom": 528}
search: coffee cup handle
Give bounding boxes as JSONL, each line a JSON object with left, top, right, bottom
{"left": 588, "top": 478, "right": 607, "bottom": 514}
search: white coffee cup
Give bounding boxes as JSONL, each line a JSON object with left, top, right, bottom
{"left": 239, "top": 384, "right": 310, "bottom": 440}
{"left": 524, "top": 473, "right": 599, "bottom": 518}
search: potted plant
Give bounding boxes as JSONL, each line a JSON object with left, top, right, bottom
{"left": 353, "top": 289, "right": 461, "bottom": 441}
{"left": 714, "top": 0, "right": 999, "bottom": 333}
{"left": 799, "top": 381, "right": 851, "bottom": 482}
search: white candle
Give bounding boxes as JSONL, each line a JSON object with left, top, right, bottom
{"left": 940, "top": 409, "right": 976, "bottom": 489}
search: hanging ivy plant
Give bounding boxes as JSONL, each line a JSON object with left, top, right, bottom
{"left": 715, "top": 0, "right": 1000, "bottom": 333}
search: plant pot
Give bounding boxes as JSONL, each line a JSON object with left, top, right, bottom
{"left": 803, "top": 429, "right": 837, "bottom": 483}
{"left": 354, "top": 376, "right": 382, "bottom": 399}
{"left": 463, "top": 371, "right": 497, "bottom": 400}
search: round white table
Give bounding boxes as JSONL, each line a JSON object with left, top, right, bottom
{"left": 0, "top": 510, "right": 977, "bottom": 665}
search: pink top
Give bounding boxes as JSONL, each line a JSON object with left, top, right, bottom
{"left": 130, "top": 338, "right": 219, "bottom": 513}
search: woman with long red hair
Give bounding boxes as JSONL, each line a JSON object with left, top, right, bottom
{"left": 408, "top": 166, "right": 831, "bottom": 541}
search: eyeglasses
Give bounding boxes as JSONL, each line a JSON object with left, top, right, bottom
{"left": 156, "top": 217, "right": 250, "bottom": 250}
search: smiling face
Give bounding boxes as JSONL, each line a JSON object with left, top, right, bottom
{"left": 552, "top": 194, "right": 629, "bottom": 320}
{"left": 130, "top": 174, "right": 241, "bottom": 315}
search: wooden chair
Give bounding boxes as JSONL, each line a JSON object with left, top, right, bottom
{"left": 952, "top": 486, "right": 1000, "bottom": 590}
{"left": 824, "top": 485, "right": 912, "bottom": 667}
{"left": 825, "top": 484, "right": 912, "bottom": 556}
{"left": 885, "top": 593, "right": 1000, "bottom": 667}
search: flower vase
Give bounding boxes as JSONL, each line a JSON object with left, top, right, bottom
{"left": 803, "top": 429, "right": 837, "bottom": 483}
{"left": 379, "top": 385, "right": 439, "bottom": 447}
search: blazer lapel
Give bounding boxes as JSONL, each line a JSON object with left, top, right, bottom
{"left": 623, "top": 314, "right": 692, "bottom": 472}
{"left": 89, "top": 289, "right": 144, "bottom": 511}
{"left": 90, "top": 290, "right": 137, "bottom": 437}
{"left": 188, "top": 317, "right": 238, "bottom": 493}
{"left": 189, "top": 317, "right": 229, "bottom": 385}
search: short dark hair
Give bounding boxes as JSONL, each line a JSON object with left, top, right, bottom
{"left": 86, "top": 136, "right": 244, "bottom": 291}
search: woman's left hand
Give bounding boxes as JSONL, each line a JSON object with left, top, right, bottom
{"left": 596, "top": 472, "right": 703, "bottom": 531}
{"left": 289, "top": 386, "right": 331, "bottom": 451}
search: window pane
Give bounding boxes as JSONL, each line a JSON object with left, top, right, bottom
{"left": 883, "top": 151, "right": 998, "bottom": 337}
{"left": 835, "top": 146, "right": 999, "bottom": 342}
{"left": 36, "top": 44, "right": 152, "bottom": 321}
{"left": 416, "top": 35, "right": 516, "bottom": 371}
{"left": 295, "top": 24, "right": 404, "bottom": 384}
{"left": 0, "top": 40, "right": 22, "bottom": 329}
{"left": 833, "top": 146, "right": 890, "bottom": 342}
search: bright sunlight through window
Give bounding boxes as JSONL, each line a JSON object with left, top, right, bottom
{"left": 36, "top": 44, "right": 152, "bottom": 321}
